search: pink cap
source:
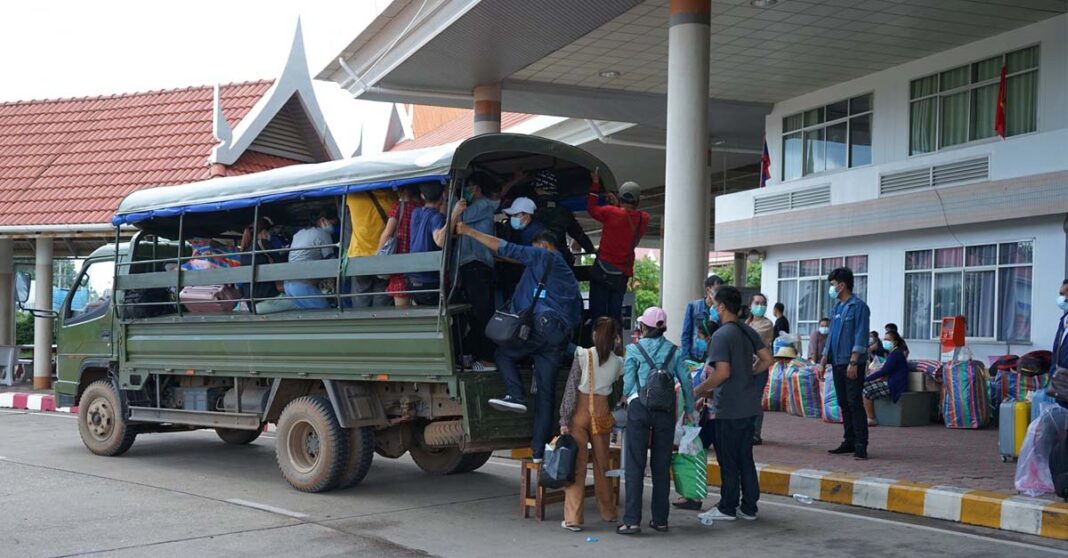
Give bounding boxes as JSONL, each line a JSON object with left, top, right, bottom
{"left": 637, "top": 306, "right": 667, "bottom": 329}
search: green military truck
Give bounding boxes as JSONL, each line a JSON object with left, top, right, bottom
{"left": 53, "top": 134, "right": 615, "bottom": 492}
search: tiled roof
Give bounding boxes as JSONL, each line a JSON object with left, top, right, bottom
{"left": 0, "top": 80, "right": 299, "bottom": 227}
{"left": 389, "top": 109, "right": 535, "bottom": 152}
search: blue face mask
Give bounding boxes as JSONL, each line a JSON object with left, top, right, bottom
{"left": 1058, "top": 295, "right": 1068, "bottom": 312}
{"left": 881, "top": 340, "right": 895, "bottom": 352}
{"left": 828, "top": 284, "right": 839, "bottom": 298}
{"left": 694, "top": 338, "right": 708, "bottom": 357}
{"left": 462, "top": 188, "right": 474, "bottom": 203}
{"left": 818, "top": 326, "right": 830, "bottom": 335}
{"left": 707, "top": 301, "right": 719, "bottom": 323}
{"left": 751, "top": 305, "right": 767, "bottom": 318}
{"left": 509, "top": 216, "right": 526, "bottom": 230}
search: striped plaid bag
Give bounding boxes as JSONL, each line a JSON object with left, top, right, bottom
{"left": 941, "top": 360, "right": 991, "bottom": 429}
{"left": 820, "top": 368, "right": 842, "bottom": 424}
{"left": 785, "top": 364, "right": 822, "bottom": 419}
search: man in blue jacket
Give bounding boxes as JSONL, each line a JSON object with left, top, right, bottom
{"left": 1053, "top": 279, "right": 1068, "bottom": 374}
{"left": 681, "top": 275, "right": 724, "bottom": 361}
{"left": 456, "top": 219, "right": 582, "bottom": 462}
{"left": 818, "top": 267, "right": 871, "bottom": 460}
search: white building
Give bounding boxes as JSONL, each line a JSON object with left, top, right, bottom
{"left": 715, "top": 14, "right": 1068, "bottom": 362}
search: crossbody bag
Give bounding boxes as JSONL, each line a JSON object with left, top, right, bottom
{"left": 485, "top": 260, "right": 553, "bottom": 347}
{"left": 591, "top": 211, "right": 645, "bottom": 290}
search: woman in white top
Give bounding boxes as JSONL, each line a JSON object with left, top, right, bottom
{"left": 558, "top": 317, "right": 624, "bottom": 531}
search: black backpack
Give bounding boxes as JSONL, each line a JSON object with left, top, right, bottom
{"left": 635, "top": 342, "right": 677, "bottom": 413}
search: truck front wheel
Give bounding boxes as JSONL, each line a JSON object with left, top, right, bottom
{"left": 78, "top": 380, "right": 137, "bottom": 456}
{"left": 275, "top": 396, "right": 348, "bottom": 492}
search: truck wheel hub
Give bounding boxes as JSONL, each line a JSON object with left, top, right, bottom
{"left": 287, "top": 419, "right": 321, "bottom": 473}
{"left": 86, "top": 399, "right": 113, "bottom": 440}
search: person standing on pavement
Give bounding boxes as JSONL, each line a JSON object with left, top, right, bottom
{"left": 617, "top": 307, "right": 695, "bottom": 536}
{"left": 586, "top": 170, "right": 649, "bottom": 326}
{"left": 559, "top": 317, "right": 624, "bottom": 532}
{"left": 746, "top": 293, "right": 774, "bottom": 446}
{"left": 808, "top": 317, "right": 830, "bottom": 362}
{"left": 818, "top": 267, "right": 872, "bottom": 460}
{"left": 773, "top": 302, "right": 790, "bottom": 337}
{"left": 695, "top": 286, "right": 773, "bottom": 524}
{"left": 682, "top": 275, "right": 725, "bottom": 362}
{"left": 455, "top": 222, "right": 582, "bottom": 463}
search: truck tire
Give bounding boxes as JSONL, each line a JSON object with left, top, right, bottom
{"left": 216, "top": 427, "right": 262, "bottom": 445}
{"left": 78, "top": 380, "right": 137, "bottom": 456}
{"left": 409, "top": 442, "right": 467, "bottom": 475}
{"left": 275, "top": 396, "right": 348, "bottom": 493}
{"left": 455, "top": 451, "right": 492, "bottom": 473}
{"left": 338, "top": 426, "right": 375, "bottom": 489}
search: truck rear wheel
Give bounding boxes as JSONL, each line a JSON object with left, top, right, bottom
{"left": 216, "top": 427, "right": 262, "bottom": 445}
{"left": 275, "top": 396, "right": 348, "bottom": 493}
{"left": 338, "top": 427, "right": 375, "bottom": 489}
{"left": 78, "top": 380, "right": 137, "bottom": 456}
{"left": 456, "top": 451, "right": 492, "bottom": 473}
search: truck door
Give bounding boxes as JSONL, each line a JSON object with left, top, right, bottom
{"left": 55, "top": 258, "right": 116, "bottom": 400}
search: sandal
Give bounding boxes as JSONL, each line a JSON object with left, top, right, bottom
{"left": 672, "top": 498, "right": 702, "bottom": 510}
{"left": 616, "top": 524, "right": 641, "bottom": 535}
{"left": 560, "top": 521, "right": 583, "bottom": 532}
{"left": 648, "top": 521, "right": 669, "bottom": 532}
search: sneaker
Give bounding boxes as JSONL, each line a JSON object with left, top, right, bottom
{"left": 697, "top": 508, "right": 736, "bottom": 522}
{"left": 532, "top": 457, "right": 543, "bottom": 464}
{"left": 738, "top": 511, "right": 757, "bottom": 521}
{"left": 488, "top": 395, "right": 527, "bottom": 413}
{"left": 854, "top": 445, "right": 868, "bottom": 460}
{"left": 828, "top": 442, "right": 856, "bottom": 455}
{"left": 471, "top": 361, "right": 497, "bottom": 372}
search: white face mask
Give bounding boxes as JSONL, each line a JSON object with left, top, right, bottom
{"left": 1058, "top": 295, "right": 1068, "bottom": 312}
{"left": 828, "top": 284, "right": 839, "bottom": 298}
{"left": 818, "top": 326, "right": 829, "bottom": 335}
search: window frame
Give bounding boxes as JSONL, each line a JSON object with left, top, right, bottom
{"left": 781, "top": 93, "right": 874, "bottom": 182}
{"left": 902, "top": 239, "right": 1034, "bottom": 342}
{"left": 908, "top": 45, "right": 1040, "bottom": 156}
{"left": 63, "top": 257, "right": 116, "bottom": 326}
{"left": 777, "top": 254, "right": 868, "bottom": 339}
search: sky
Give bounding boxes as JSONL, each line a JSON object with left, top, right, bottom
{"left": 0, "top": 0, "right": 392, "bottom": 154}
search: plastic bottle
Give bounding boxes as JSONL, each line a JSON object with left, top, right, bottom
{"left": 585, "top": 536, "right": 598, "bottom": 543}
{"left": 793, "top": 493, "right": 814, "bottom": 504}
{"left": 699, "top": 515, "right": 715, "bottom": 526}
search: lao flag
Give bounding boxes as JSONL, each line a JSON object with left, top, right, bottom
{"left": 759, "top": 140, "right": 771, "bottom": 188}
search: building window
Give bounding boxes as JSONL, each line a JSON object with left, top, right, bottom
{"left": 778, "top": 255, "right": 868, "bottom": 337}
{"left": 909, "top": 45, "right": 1038, "bottom": 155}
{"left": 781, "top": 94, "right": 872, "bottom": 181}
{"left": 903, "top": 241, "right": 1032, "bottom": 341}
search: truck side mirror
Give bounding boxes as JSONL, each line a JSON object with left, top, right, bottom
{"left": 15, "top": 271, "right": 30, "bottom": 304}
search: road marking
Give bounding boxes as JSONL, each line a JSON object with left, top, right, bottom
{"left": 483, "top": 458, "right": 1068, "bottom": 555}
{"left": 25, "top": 411, "right": 76, "bottom": 419}
{"left": 225, "top": 498, "right": 308, "bottom": 519}
{"left": 0, "top": 409, "right": 27, "bottom": 414}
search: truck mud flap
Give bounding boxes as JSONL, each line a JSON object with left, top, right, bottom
{"left": 458, "top": 370, "right": 569, "bottom": 450}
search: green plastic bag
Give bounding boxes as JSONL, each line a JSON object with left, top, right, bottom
{"left": 671, "top": 450, "right": 708, "bottom": 501}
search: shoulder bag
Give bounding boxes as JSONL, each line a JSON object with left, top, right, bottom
{"left": 587, "top": 349, "right": 615, "bottom": 435}
{"left": 369, "top": 192, "right": 397, "bottom": 257}
{"left": 590, "top": 211, "right": 645, "bottom": 290}
{"left": 485, "top": 258, "right": 552, "bottom": 346}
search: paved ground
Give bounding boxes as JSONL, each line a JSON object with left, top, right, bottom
{"left": 2, "top": 409, "right": 1066, "bottom": 558}
{"left": 755, "top": 412, "right": 1016, "bottom": 493}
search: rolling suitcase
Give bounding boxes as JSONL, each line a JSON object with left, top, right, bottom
{"left": 998, "top": 400, "right": 1030, "bottom": 462}
{"left": 179, "top": 285, "right": 240, "bottom": 313}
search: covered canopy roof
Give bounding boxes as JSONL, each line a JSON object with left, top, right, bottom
{"left": 113, "top": 133, "right": 617, "bottom": 226}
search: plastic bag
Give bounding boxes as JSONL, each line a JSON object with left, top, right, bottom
{"left": 820, "top": 368, "right": 842, "bottom": 423}
{"left": 1015, "top": 405, "right": 1068, "bottom": 497}
{"left": 539, "top": 434, "right": 578, "bottom": 489}
{"left": 672, "top": 450, "right": 708, "bottom": 500}
{"left": 773, "top": 332, "right": 801, "bottom": 355}
{"left": 675, "top": 416, "right": 703, "bottom": 456}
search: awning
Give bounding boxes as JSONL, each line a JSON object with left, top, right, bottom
{"left": 112, "top": 134, "right": 617, "bottom": 226}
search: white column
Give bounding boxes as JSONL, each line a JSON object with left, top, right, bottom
{"left": 734, "top": 252, "right": 746, "bottom": 288}
{"left": 661, "top": 0, "right": 711, "bottom": 344}
{"left": 0, "top": 237, "right": 13, "bottom": 346}
{"left": 472, "top": 83, "right": 502, "bottom": 136}
{"left": 33, "top": 237, "right": 53, "bottom": 389}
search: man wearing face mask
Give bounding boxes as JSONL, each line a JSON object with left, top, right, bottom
{"left": 682, "top": 275, "right": 725, "bottom": 362}
{"left": 818, "top": 267, "right": 872, "bottom": 460}
{"left": 1052, "top": 279, "right": 1068, "bottom": 376}
{"left": 452, "top": 172, "right": 501, "bottom": 371}
{"left": 502, "top": 197, "right": 547, "bottom": 246}
{"left": 284, "top": 210, "right": 339, "bottom": 309}
{"left": 808, "top": 318, "right": 830, "bottom": 362}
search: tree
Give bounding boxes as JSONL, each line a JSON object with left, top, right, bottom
{"left": 630, "top": 256, "right": 660, "bottom": 317}
{"left": 711, "top": 260, "right": 762, "bottom": 289}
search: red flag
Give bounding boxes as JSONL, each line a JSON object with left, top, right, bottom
{"left": 759, "top": 140, "right": 771, "bottom": 188}
{"left": 995, "top": 63, "right": 1007, "bottom": 137}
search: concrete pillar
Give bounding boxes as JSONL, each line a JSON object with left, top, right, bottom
{"left": 0, "top": 237, "right": 13, "bottom": 346}
{"left": 472, "top": 83, "right": 502, "bottom": 136}
{"left": 661, "top": 0, "right": 711, "bottom": 344}
{"left": 33, "top": 237, "right": 53, "bottom": 389}
{"left": 734, "top": 252, "right": 746, "bottom": 287}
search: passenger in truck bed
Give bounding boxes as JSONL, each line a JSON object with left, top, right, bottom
{"left": 283, "top": 210, "right": 338, "bottom": 309}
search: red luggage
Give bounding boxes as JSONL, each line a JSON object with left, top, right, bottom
{"left": 179, "top": 285, "right": 240, "bottom": 313}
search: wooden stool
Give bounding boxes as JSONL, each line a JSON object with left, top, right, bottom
{"left": 519, "top": 447, "right": 621, "bottom": 520}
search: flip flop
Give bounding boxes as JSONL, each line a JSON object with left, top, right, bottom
{"left": 648, "top": 521, "right": 670, "bottom": 532}
{"left": 672, "top": 499, "right": 702, "bottom": 510}
{"left": 560, "top": 521, "right": 583, "bottom": 532}
{"left": 616, "top": 524, "right": 641, "bottom": 535}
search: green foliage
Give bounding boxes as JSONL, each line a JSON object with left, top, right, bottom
{"left": 711, "top": 260, "right": 762, "bottom": 289}
{"left": 15, "top": 311, "right": 33, "bottom": 346}
{"left": 630, "top": 257, "right": 660, "bottom": 316}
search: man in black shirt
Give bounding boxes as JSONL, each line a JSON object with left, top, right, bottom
{"left": 773, "top": 302, "right": 790, "bottom": 337}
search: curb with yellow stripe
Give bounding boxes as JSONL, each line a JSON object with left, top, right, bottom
{"left": 705, "top": 461, "right": 1068, "bottom": 540}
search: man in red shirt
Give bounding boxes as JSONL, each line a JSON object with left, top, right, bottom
{"left": 587, "top": 170, "right": 649, "bottom": 328}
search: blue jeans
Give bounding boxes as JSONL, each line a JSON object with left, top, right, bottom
{"left": 494, "top": 312, "right": 570, "bottom": 458}
{"left": 588, "top": 279, "right": 626, "bottom": 326}
{"left": 715, "top": 417, "right": 759, "bottom": 517}
{"left": 283, "top": 280, "right": 329, "bottom": 309}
